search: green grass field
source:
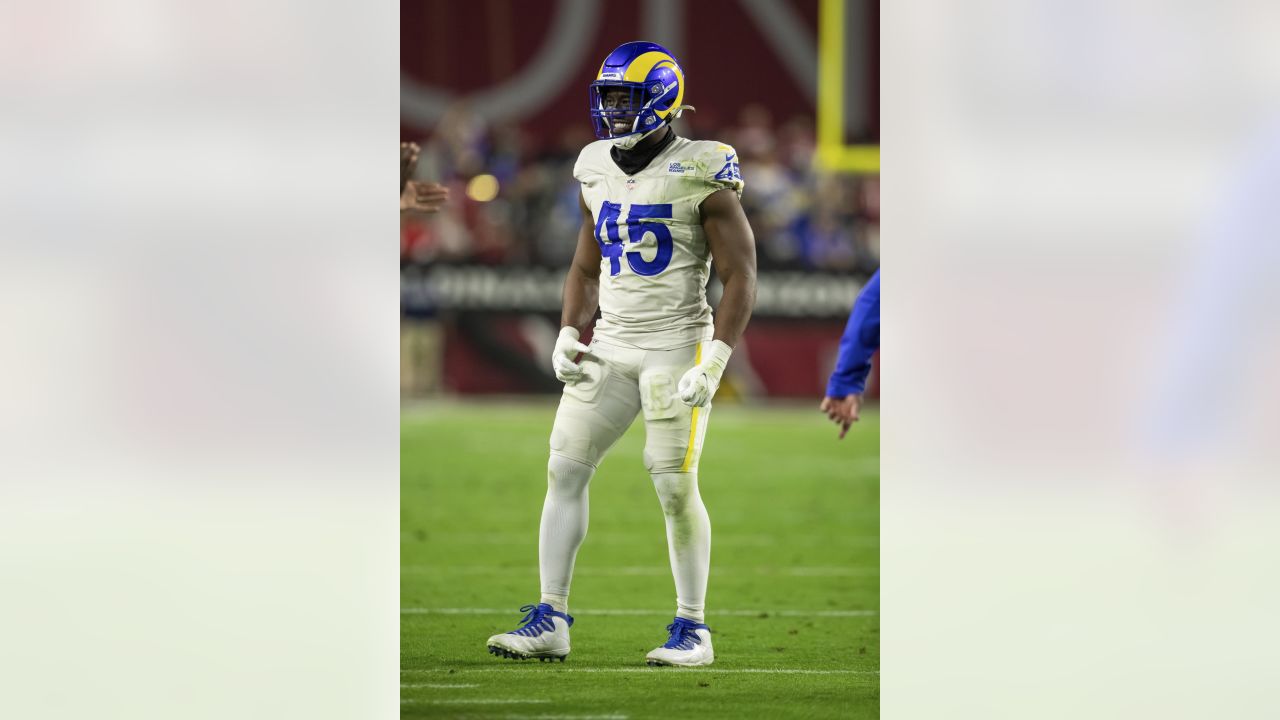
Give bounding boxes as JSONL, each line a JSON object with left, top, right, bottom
{"left": 402, "top": 401, "right": 879, "bottom": 719}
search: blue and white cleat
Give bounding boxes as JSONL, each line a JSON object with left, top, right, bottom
{"left": 485, "top": 603, "right": 573, "bottom": 662}
{"left": 645, "top": 617, "right": 714, "bottom": 667}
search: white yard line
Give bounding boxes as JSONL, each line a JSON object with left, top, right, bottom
{"left": 500, "top": 716, "right": 628, "bottom": 720}
{"left": 401, "top": 683, "right": 480, "bottom": 688}
{"left": 402, "top": 668, "right": 877, "bottom": 676}
{"left": 401, "top": 698, "right": 552, "bottom": 704}
{"left": 402, "top": 565, "right": 877, "bottom": 577}
{"left": 404, "top": 532, "right": 879, "bottom": 548}
{"left": 401, "top": 607, "right": 876, "bottom": 617}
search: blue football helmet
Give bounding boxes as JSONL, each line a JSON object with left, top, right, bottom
{"left": 589, "top": 41, "right": 686, "bottom": 149}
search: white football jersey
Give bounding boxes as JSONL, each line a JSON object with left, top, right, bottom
{"left": 574, "top": 136, "right": 745, "bottom": 350}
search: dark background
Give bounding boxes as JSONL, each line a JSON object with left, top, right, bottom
{"left": 401, "top": 0, "right": 879, "bottom": 399}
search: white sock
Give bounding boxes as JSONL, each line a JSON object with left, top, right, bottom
{"left": 540, "top": 593, "right": 569, "bottom": 614}
{"left": 539, "top": 455, "right": 594, "bottom": 610}
{"left": 652, "top": 471, "right": 711, "bottom": 626}
{"left": 676, "top": 603, "right": 705, "bottom": 624}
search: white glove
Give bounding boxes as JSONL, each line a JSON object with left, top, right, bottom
{"left": 552, "top": 326, "right": 592, "bottom": 384}
{"left": 677, "top": 340, "right": 733, "bottom": 407}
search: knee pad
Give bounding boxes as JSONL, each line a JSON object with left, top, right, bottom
{"left": 651, "top": 472, "right": 698, "bottom": 516}
{"left": 547, "top": 454, "right": 594, "bottom": 499}
{"left": 548, "top": 398, "right": 608, "bottom": 467}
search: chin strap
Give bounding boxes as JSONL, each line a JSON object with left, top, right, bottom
{"left": 613, "top": 122, "right": 663, "bottom": 149}
{"left": 616, "top": 105, "right": 693, "bottom": 146}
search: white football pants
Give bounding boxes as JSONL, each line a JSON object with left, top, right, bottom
{"left": 539, "top": 338, "right": 713, "bottom": 621}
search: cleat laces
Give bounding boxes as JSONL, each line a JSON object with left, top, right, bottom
{"left": 509, "top": 603, "right": 571, "bottom": 637}
{"left": 662, "top": 617, "right": 706, "bottom": 650}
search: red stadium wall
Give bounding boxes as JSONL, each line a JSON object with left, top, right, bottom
{"left": 401, "top": 0, "right": 882, "bottom": 151}
{"left": 437, "top": 316, "right": 878, "bottom": 401}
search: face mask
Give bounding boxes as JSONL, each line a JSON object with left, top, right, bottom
{"left": 613, "top": 105, "right": 692, "bottom": 150}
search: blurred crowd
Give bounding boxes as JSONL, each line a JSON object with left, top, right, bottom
{"left": 402, "top": 103, "right": 879, "bottom": 273}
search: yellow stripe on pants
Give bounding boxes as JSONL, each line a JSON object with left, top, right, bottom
{"left": 679, "top": 343, "right": 703, "bottom": 472}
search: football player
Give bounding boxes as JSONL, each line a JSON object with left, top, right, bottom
{"left": 485, "top": 41, "right": 757, "bottom": 667}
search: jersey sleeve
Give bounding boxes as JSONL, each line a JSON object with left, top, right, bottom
{"left": 573, "top": 142, "right": 604, "bottom": 184}
{"left": 692, "top": 142, "right": 745, "bottom": 206}
{"left": 572, "top": 147, "right": 589, "bottom": 184}
{"left": 826, "top": 270, "right": 881, "bottom": 398}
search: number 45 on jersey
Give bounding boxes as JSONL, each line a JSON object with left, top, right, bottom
{"left": 595, "top": 202, "right": 674, "bottom": 277}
